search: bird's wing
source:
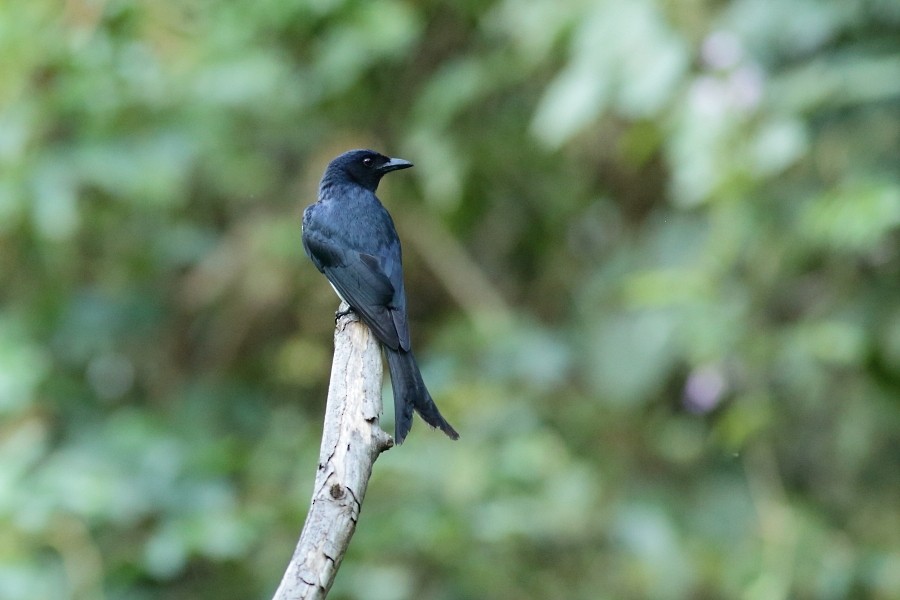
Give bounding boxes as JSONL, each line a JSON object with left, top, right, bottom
{"left": 387, "top": 265, "right": 410, "bottom": 352}
{"left": 302, "top": 231, "right": 403, "bottom": 350}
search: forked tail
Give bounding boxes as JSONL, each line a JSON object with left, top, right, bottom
{"left": 385, "top": 348, "right": 459, "bottom": 444}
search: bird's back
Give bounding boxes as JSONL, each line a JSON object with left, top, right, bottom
{"left": 302, "top": 176, "right": 409, "bottom": 350}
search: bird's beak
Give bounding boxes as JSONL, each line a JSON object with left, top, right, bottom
{"left": 379, "top": 157, "right": 414, "bottom": 173}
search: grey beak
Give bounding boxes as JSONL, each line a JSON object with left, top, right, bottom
{"left": 380, "top": 157, "right": 414, "bottom": 173}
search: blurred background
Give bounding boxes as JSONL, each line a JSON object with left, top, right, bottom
{"left": 2, "top": 0, "right": 899, "bottom": 598}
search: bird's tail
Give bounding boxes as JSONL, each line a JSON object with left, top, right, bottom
{"left": 385, "top": 348, "right": 459, "bottom": 444}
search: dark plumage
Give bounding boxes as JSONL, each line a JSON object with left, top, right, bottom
{"left": 301, "top": 149, "right": 459, "bottom": 444}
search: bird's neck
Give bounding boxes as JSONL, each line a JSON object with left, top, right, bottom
{"left": 318, "top": 173, "right": 339, "bottom": 198}
{"left": 318, "top": 171, "right": 378, "bottom": 199}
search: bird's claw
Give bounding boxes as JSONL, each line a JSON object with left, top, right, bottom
{"left": 335, "top": 306, "right": 355, "bottom": 322}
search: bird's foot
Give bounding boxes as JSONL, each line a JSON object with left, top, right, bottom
{"left": 335, "top": 306, "right": 355, "bottom": 322}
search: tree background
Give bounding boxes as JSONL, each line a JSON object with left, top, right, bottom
{"left": 2, "top": 0, "right": 899, "bottom": 598}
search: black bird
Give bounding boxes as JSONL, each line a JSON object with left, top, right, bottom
{"left": 301, "top": 149, "right": 459, "bottom": 444}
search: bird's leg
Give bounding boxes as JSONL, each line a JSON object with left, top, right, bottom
{"left": 335, "top": 305, "right": 355, "bottom": 322}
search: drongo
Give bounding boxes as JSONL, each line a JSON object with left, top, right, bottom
{"left": 301, "top": 149, "right": 459, "bottom": 444}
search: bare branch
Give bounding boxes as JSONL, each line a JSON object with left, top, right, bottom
{"left": 272, "top": 304, "right": 393, "bottom": 600}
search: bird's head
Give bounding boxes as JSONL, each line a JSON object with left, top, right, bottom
{"left": 323, "top": 149, "right": 413, "bottom": 192}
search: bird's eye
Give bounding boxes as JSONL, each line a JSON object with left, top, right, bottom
{"left": 362, "top": 157, "right": 374, "bottom": 168}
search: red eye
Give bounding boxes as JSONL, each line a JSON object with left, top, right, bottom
{"left": 362, "top": 157, "right": 374, "bottom": 167}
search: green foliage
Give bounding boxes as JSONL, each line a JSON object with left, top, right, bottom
{"left": 2, "top": 0, "right": 899, "bottom": 598}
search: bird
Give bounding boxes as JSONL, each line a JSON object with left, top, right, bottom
{"left": 301, "top": 149, "right": 459, "bottom": 444}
